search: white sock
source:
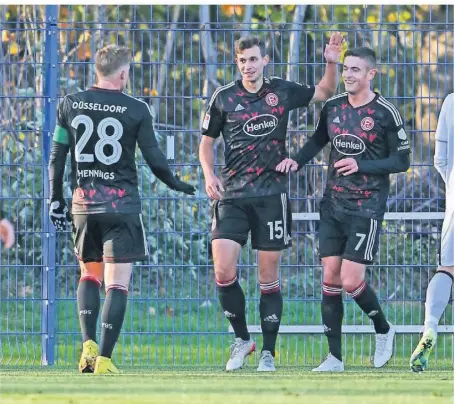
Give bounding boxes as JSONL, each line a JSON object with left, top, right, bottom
{"left": 424, "top": 271, "right": 453, "bottom": 334}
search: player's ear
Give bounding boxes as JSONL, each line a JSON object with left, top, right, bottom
{"left": 263, "top": 54, "right": 270, "bottom": 66}
{"left": 368, "top": 68, "right": 377, "bottom": 80}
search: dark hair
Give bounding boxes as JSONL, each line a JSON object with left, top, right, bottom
{"left": 344, "top": 47, "right": 377, "bottom": 68}
{"left": 234, "top": 35, "right": 266, "bottom": 57}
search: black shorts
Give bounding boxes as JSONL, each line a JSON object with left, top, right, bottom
{"left": 318, "top": 202, "right": 382, "bottom": 265}
{"left": 211, "top": 193, "right": 292, "bottom": 251}
{"left": 72, "top": 213, "right": 149, "bottom": 263}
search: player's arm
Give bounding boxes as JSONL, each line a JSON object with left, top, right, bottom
{"left": 276, "top": 106, "right": 330, "bottom": 173}
{"left": 48, "top": 98, "right": 72, "bottom": 230}
{"left": 137, "top": 108, "right": 195, "bottom": 195}
{"left": 49, "top": 126, "right": 70, "bottom": 202}
{"left": 434, "top": 94, "right": 452, "bottom": 183}
{"left": 352, "top": 114, "right": 411, "bottom": 176}
{"left": 199, "top": 94, "right": 225, "bottom": 200}
{"left": 312, "top": 32, "right": 344, "bottom": 103}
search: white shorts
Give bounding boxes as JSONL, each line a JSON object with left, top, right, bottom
{"left": 440, "top": 208, "right": 454, "bottom": 267}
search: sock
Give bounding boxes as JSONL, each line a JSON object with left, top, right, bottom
{"left": 321, "top": 283, "right": 344, "bottom": 361}
{"left": 99, "top": 287, "right": 128, "bottom": 358}
{"left": 424, "top": 270, "right": 454, "bottom": 334}
{"left": 259, "top": 280, "right": 283, "bottom": 357}
{"left": 77, "top": 276, "right": 101, "bottom": 343}
{"left": 217, "top": 277, "right": 250, "bottom": 341}
{"left": 347, "top": 281, "right": 390, "bottom": 334}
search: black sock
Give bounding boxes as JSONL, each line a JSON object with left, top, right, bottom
{"left": 259, "top": 280, "right": 283, "bottom": 357}
{"left": 348, "top": 281, "right": 390, "bottom": 334}
{"left": 321, "top": 283, "right": 344, "bottom": 361}
{"left": 217, "top": 277, "right": 250, "bottom": 341}
{"left": 77, "top": 276, "right": 101, "bottom": 343}
{"left": 100, "top": 288, "right": 128, "bottom": 358}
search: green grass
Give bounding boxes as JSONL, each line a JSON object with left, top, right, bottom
{"left": 0, "top": 367, "right": 452, "bottom": 404}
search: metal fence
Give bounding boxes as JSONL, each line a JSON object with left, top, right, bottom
{"left": 0, "top": 4, "right": 453, "bottom": 368}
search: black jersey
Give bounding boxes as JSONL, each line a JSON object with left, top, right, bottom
{"left": 54, "top": 87, "right": 158, "bottom": 214}
{"left": 201, "top": 77, "right": 315, "bottom": 199}
{"left": 314, "top": 92, "right": 411, "bottom": 219}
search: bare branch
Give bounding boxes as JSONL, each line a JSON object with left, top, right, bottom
{"left": 153, "top": 5, "right": 181, "bottom": 113}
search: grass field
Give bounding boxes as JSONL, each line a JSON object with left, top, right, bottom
{"left": 0, "top": 366, "right": 453, "bottom": 404}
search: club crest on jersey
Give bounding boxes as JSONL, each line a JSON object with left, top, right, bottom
{"left": 265, "top": 93, "right": 279, "bottom": 107}
{"left": 361, "top": 117, "right": 374, "bottom": 131}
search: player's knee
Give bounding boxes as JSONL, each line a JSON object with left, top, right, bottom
{"left": 104, "top": 263, "right": 132, "bottom": 294}
{"left": 258, "top": 251, "right": 280, "bottom": 282}
{"left": 438, "top": 265, "right": 454, "bottom": 275}
{"left": 340, "top": 274, "right": 364, "bottom": 293}
{"left": 79, "top": 262, "right": 104, "bottom": 283}
{"left": 214, "top": 266, "right": 237, "bottom": 284}
{"left": 322, "top": 259, "right": 342, "bottom": 284}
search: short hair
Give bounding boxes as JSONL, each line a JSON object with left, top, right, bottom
{"left": 344, "top": 47, "right": 377, "bottom": 69}
{"left": 95, "top": 45, "right": 132, "bottom": 77}
{"left": 234, "top": 35, "right": 266, "bottom": 57}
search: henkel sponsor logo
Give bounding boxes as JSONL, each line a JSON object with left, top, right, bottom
{"left": 333, "top": 134, "right": 366, "bottom": 156}
{"left": 243, "top": 114, "right": 278, "bottom": 137}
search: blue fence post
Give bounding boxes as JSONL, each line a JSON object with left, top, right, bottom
{"left": 41, "top": 5, "right": 59, "bottom": 366}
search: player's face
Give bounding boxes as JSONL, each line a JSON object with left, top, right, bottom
{"left": 342, "top": 56, "right": 376, "bottom": 95}
{"left": 235, "top": 46, "right": 269, "bottom": 83}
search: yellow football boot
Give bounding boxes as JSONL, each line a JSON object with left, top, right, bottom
{"left": 410, "top": 328, "right": 437, "bottom": 372}
{"left": 94, "top": 355, "right": 120, "bottom": 374}
{"left": 78, "top": 339, "right": 99, "bottom": 373}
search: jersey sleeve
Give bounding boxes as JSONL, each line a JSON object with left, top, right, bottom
{"left": 201, "top": 91, "right": 224, "bottom": 138}
{"left": 384, "top": 106, "right": 411, "bottom": 155}
{"left": 53, "top": 97, "right": 70, "bottom": 145}
{"left": 434, "top": 94, "right": 452, "bottom": 182}
{"left": 281, "top": 80, "right": 316, "bottom": 110}
{"left": 137, "top": 104, "right": 159, "bottom": 149}
{"left": 294, "top": 104, "right": 330, "bottom": 168}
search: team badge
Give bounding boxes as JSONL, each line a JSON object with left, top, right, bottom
{"left": 361, "top": 117, "right": 374, "bottom": 131}
{"left": 265, "top": 93, "right": 279, "bottom": 107}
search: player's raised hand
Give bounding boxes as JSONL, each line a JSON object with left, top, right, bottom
{"left": 324, "top": 32, "right": 345, "bottom": 64}
{"left": 49, "top": 199, "right": 72, "bottom": 231}
{"left": 276, "top": 158, "right": 299, "bottom": 173}
{"left": 334, "top": 158, "right": 359, "bottom": 176}
{"left": 204, "top": 173, "right": 224, "bottom": 200}
{"left": 0, "top": 218, "right": 15, "bottom": 249}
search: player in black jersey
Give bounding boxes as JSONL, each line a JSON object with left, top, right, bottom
{"left": 277, "top": 47, "right": 411, "bottom": 371}
{"left": 48, "top": 45, "right": 195, "bottom": 374}
{"left": 199, "top": 34, "right": 344, "bottom": 371}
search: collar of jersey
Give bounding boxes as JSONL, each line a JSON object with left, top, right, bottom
{"left": 89, "top": 86, "right": 123, "bottom": 93}
{"left": 237, "top": 78, "right": 270, "bottom": 96}
{"left": 346, "top": 91, "right": 380, "bottom": 109}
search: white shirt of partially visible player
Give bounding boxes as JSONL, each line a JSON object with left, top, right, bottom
{"left": 434, "top": 93, "right": 454, "bottom": 209}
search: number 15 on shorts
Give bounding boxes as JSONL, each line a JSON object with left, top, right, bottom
{"left": 267, "top": 220, "right": 283, "bottom": 240}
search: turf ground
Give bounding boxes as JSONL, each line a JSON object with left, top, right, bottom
{"left": 0, "top": 367, "right": 453, "bottom": 404}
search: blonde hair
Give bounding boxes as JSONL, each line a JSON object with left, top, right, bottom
{"left": 95, "top": 45, "right": 132, "bottom": 77}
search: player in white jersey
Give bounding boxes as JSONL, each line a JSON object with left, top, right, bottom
{"left": 410, "top": 92, "right": 454, "bottom": 372}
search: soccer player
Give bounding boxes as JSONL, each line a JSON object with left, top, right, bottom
{"left": 410, "top": 92, "right": 454, "bottom": 372}
{"left": 48, "top": 45, "right": 195, "bottom": 374}
{"left": 199, "top": 33, "right": 344, "bottom": 371}
{"left": 276, "top": 47, "right": 411, "bottom": 371}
